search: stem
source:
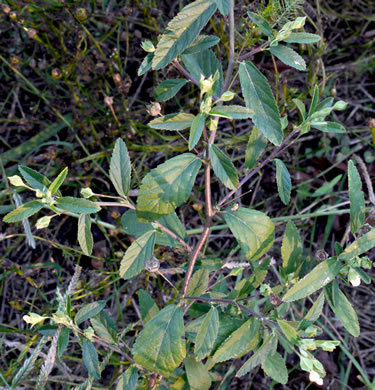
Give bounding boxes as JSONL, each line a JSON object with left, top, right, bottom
{"left": 217, "top": 129, "right": 299, "bottom": 208}
{"left": 222, "top": 0, "right": 235, "bottom": 93}
{"left": 238, "top": 41, "right": 269, "bottom": 62}
{"left": 172, "top": 59, "right": 219, "bottom": 101}
{"left": 172, "top": 59, "right": 199, "bottom": 87}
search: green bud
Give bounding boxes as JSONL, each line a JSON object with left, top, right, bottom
{"left": 333, "top": 100, "right": 348, "bottom": 111}
{"left": 81, "top": 187, "right": 94, "bottom": 199}
{"left": 220, "top": 91, "right": 235, "bottom": 102}
{"left": 141, "top": 40, "right": 155, "bottom": 53}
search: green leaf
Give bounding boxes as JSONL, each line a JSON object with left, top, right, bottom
{"left": 138, "top": 53, "right": 153, "bottom": 76}
{"left": 189, "top": 113, "right": 206, "bottom": 150}
{"left": 3, "top": 201, "right": 43, "bottom": 223}
{"left": 58, "top": 327, "right": 70, "bottom": 357}
{"left": 137, "top": 289, "right": 160, "bottom": 324}
{"left": 299, "top": 291, "right": 325, "bottom": 330}
{"left": 269, "top": 45, "right": 306, "bottom": 71}
{"left": 283, "top": 258, "right": 342, "bottom": 302}
{"left": 122, "top": 209, "right": 187, "bottom": 248}
{"left": 77, "top": 214, "right": 93, "bottom": 256}
{"left": 194, "top": 307, "right": 219, "bottom": 361}
{"left": 274, "top": 158, "right": 292, "bottom": 205}
{"left": 281, "top": 221, "right": 303, "bottom": 275}
{"left": 277, "top": 319, "right": 299, "bottom": 343}
{"left": 154, "top": 79, "right": 188, "bottom": 102}
{"left": 152, "top": 0, "right": 218, "bottom": 70}
{"left": 284, "top": 32, "right": 321, "bottom": 43}
{"left": 238, "top": 258, "right": 270, "bottom": 296}
{"left": 185, "top": 355, "right": 211, "bottom": 390}
{"left": 182, "top": 35, "right": 220, "bottom": 55}
{"left": 237, "top": 334, "right": 276, "bottom": 377}
{"left": 82, "top": 339, "right": 101, "bottom": 379}
{"left": 182, "top": 49, "right": 223, "bottom": 95}
{"left": 311, "top": 121, "right": 346, "bottom": 133}
{"left": 148, "top": 113, "right": 195, "bottom": 131}
{"left": 109, "top": 138, "right": 132, "bottom": 198}
{"left": 312, "top": 174, "right": 342, "bottom": 197}
{"left": 56, "top": 197, "right": 101, "bottom": 214}
{"left": 274, "top": 17, "right": 306, "bottom": 42}
{"left": 247, "top": 11, "right": 274, "bottom": 37}
{"left": 209, "top": 105, "right": 254, "bottom": 119}
{"left": 239, "top": 62, "right": 282, "bottom": 145}
{"left": 293, "top": 98, "right": 306, "bottom": 119}
{"left": 324, "top": 280, "right": 360, "bottom": 337}
{"left": 348, "top": 160, "right": 366, "bottom": 234}
{"left": 307, "top": 85, "right": 320, "bottom": 117}
{"left": 75, "top": 300, "right": 106, "bottom": 325}
{"left": 133, "top": 304, "right": 186, "bottom": 377}
{"left": 263, "top": 352, "right": 288, "bottom": 384}
{"left": 49, "top": 167, "right": 68, "bottom": 195}
{"left": 223, "top": 207, "right": 275, "bottom": 261}
{"left": 120, "top": 231, "right": 156, "bottom": 279}
{"left": 187, "top": 268, "right": 209, "bottom": 296}
{"left": 216, "top": 0, "right": 230, "bottom": 16}
{"left": 116, "top": 366, "right": 138, "bottom": 390}
{"left": 209, "top": 144, "right": 239, "bottom": 190}
{"left": 91, "top": 311, "right": 118, "bottom": 345}
{"left": 339, "top": 228, "right": 375, "bottom": 261}
{"left": 213, "top": 318, "right": 260, "bottom": 363}
{"left": 18, "top": 165, "right": 51, "bottom": 192}
{"left": 245, "top": 126, "right": 267, "bottom": 169}
{"left": 136, "top": 153, "right": 202, "bottom": 222}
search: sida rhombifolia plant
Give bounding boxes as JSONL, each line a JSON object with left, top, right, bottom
{"left": 4, "top": 0, "right": 375, "bottom": 388}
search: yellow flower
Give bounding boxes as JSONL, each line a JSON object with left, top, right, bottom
{"left": 309, "top": 370, "right": 323, "bottom": 386}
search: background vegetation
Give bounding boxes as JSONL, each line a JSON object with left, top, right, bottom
{"left": 1, "top": 0, "right": 375, "bottom": 388}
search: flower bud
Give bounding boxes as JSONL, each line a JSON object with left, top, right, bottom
{"left": 147, "top": 102, "right": 161, "bottom": 117}
{"left": 8, "top": 175, "right": 25, "bottom": 187}
{"left": 348, "top": 270, "right": 361, "bottom": 287}
{"left": 51, "top": 68, "right": 62, "bottom": 80}
{"left": 27, "top": 28, "right": 38, "bottom": 39}
{"left": 76, "top": 8, "right": 88, "bottom": 22}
